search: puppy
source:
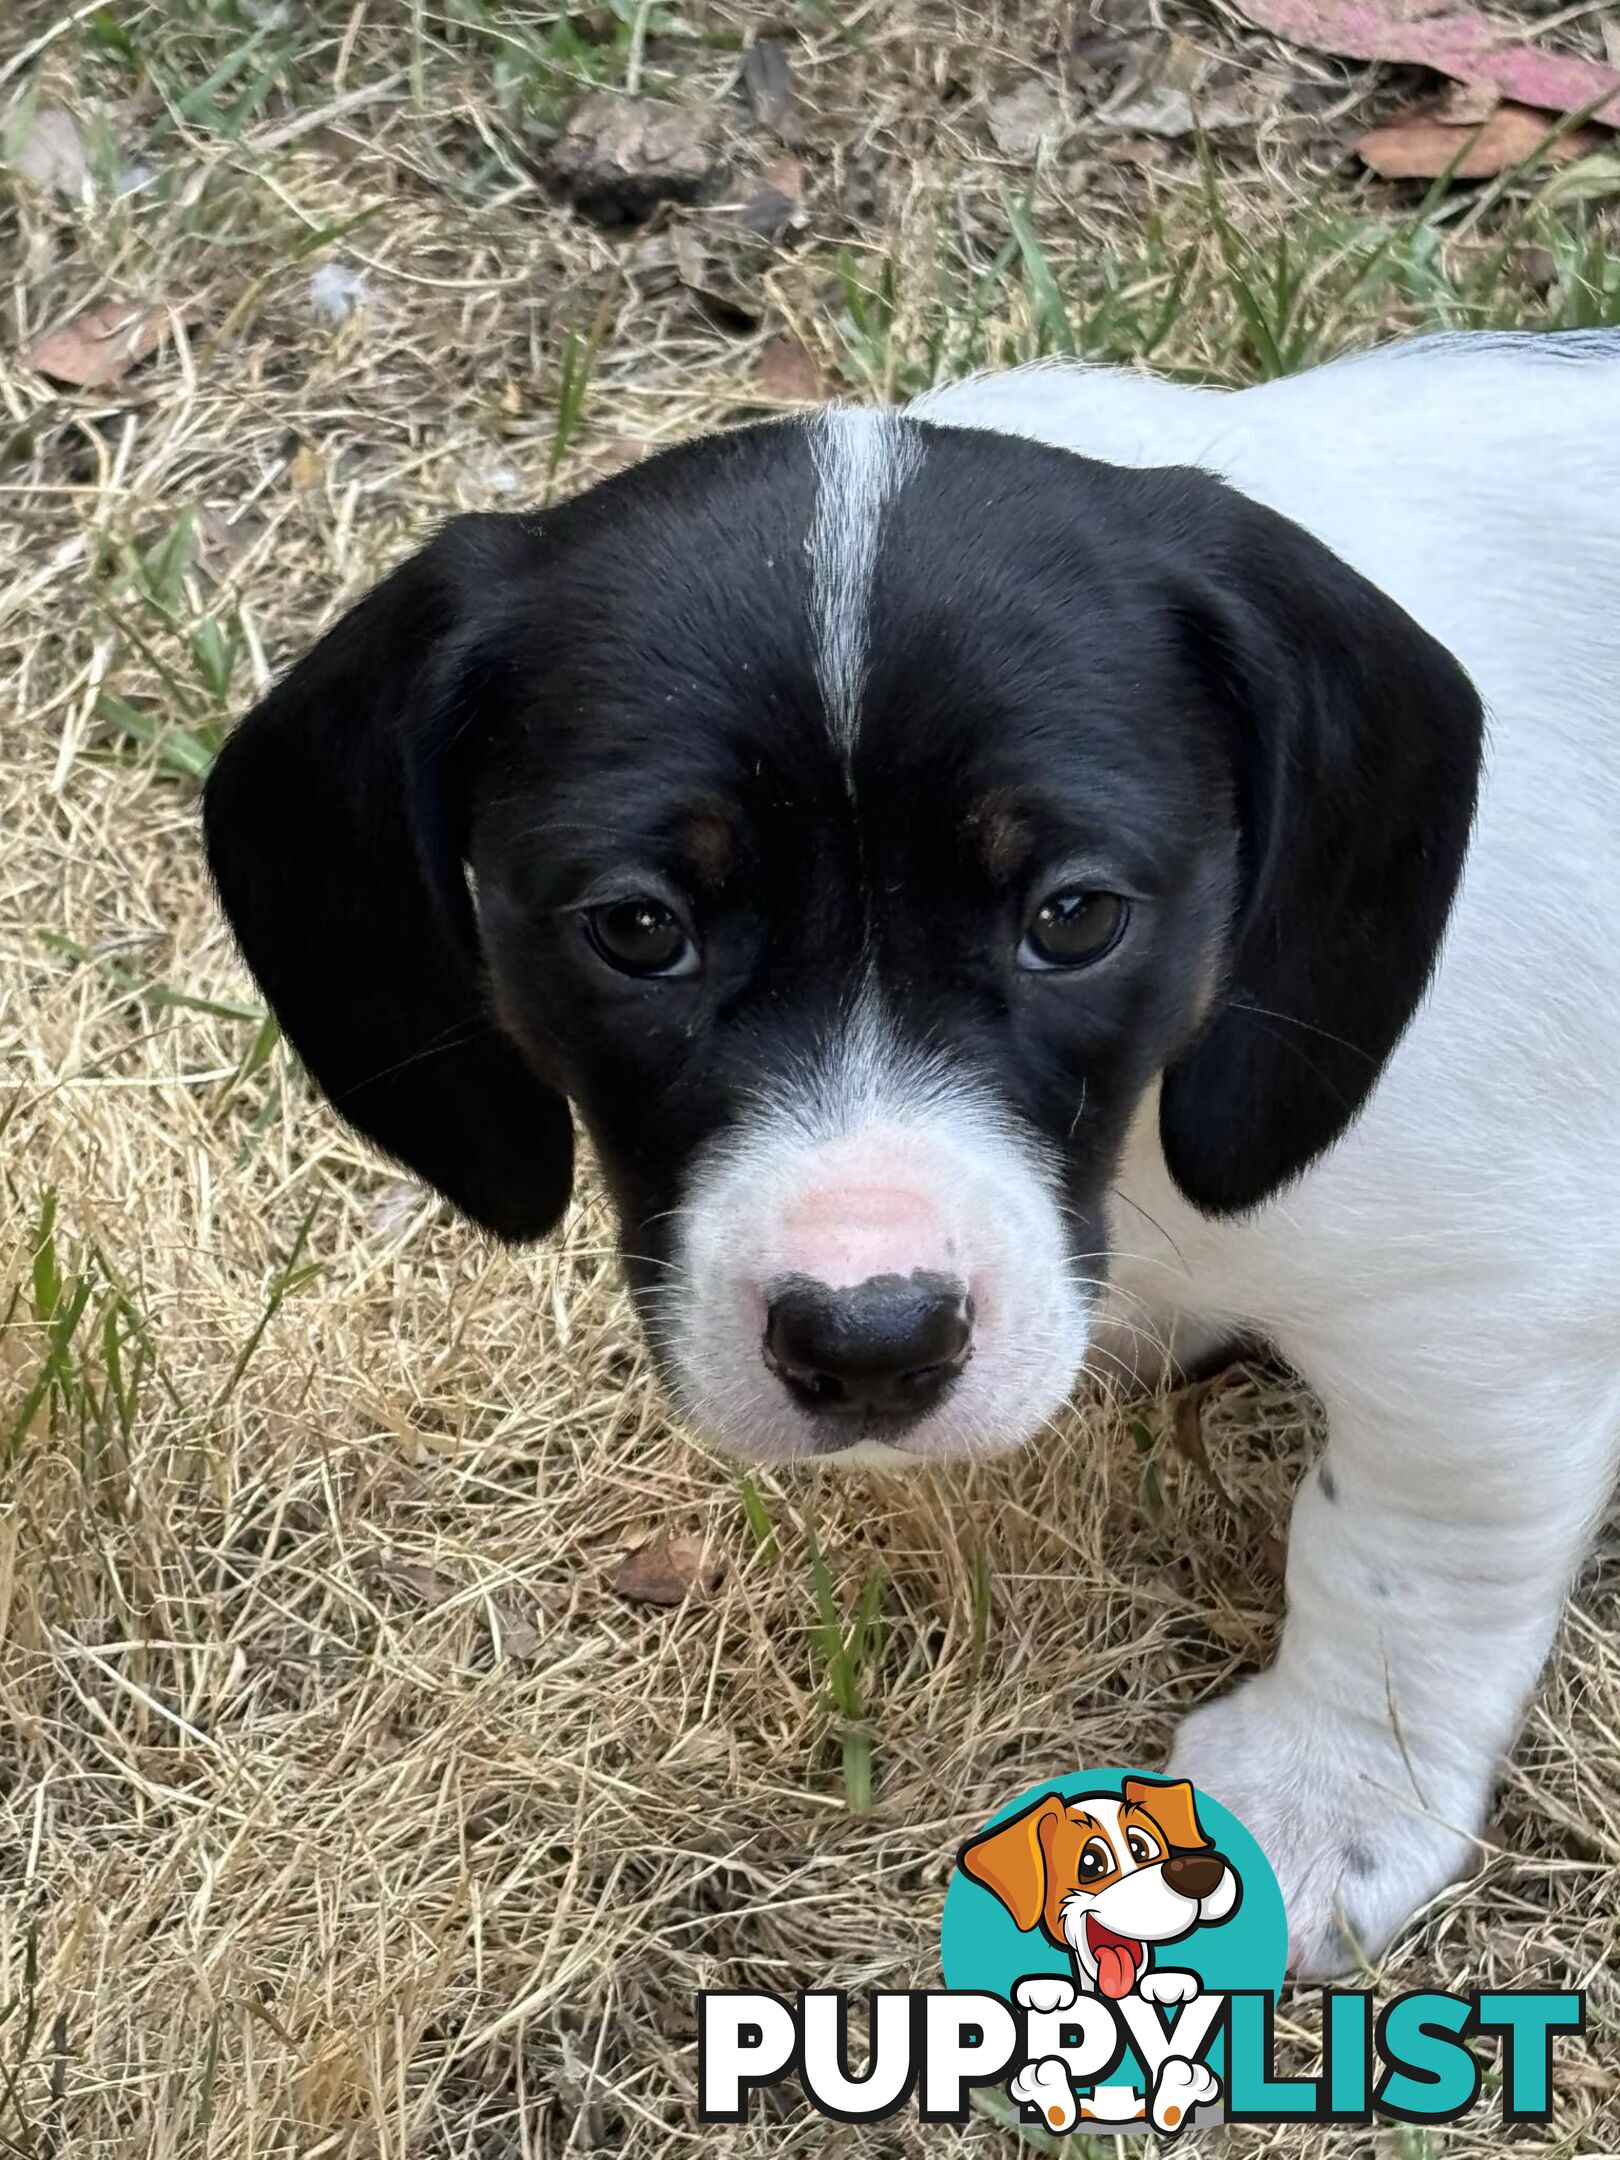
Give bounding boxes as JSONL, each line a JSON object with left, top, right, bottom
{"left": 960, "top": 1777, "right": 1240, "bottom": 1999}
{"left": 203, "top": 330, "right": 1620, "bottom": 1972}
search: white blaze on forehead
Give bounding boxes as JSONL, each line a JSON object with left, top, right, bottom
{"left": 775, "top": 981, "right": 962, "bottom": 1146}
{"left": 807, "top": 408, "right": 923, "bottom": 750}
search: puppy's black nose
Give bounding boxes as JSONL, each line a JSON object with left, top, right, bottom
{"left": 763, "top": 1271, "right": 972, "bottom": 1422}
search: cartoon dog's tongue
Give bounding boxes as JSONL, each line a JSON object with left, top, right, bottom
{"left": 1086, "top": 1916, "right": 1146, "bottom": 2000}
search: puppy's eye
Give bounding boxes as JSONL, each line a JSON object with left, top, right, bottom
{"left": 584, "top": 897, "right": 697, "bottom": 979}
{"left": 1077, "top": 1838, "right": 1114, "bottom": 1882}
{"left": 1020, "top": 889, "right": 1128, "bottom": 970}
{"left": 1126, "top": 1829, "right": 1160, "bottom": 1865}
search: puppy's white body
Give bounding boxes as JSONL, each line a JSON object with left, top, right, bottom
{"left": 917, "top": 336, "right": 1620, "bottom": 1970}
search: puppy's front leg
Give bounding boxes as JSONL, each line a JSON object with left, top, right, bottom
{"left": 1168, "top": 1347, "right": 1615, "bottom": 1974}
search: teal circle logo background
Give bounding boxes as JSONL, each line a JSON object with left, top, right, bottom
{"left": 941, "top": 1769, "right": 1287, "bottom": 2099}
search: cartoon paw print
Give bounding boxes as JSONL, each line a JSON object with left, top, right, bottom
{"left": 1151, "top": 2055, "right": 1220, "bottom": 2136}
{"left": 1137, "top": 1969, "right": 1200, "bottom": 2007}
{"left": 1009, "top": 2055, "right": 1079, "bottom": 2133}
{"left": 1013, "top": 1975, "right": 1078, "bottom": 2015}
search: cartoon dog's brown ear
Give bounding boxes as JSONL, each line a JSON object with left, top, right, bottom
{"left": 1123, "top": 1776, "right": 1211, "bottom": 1852}
{"left": 958, "top": 1792, "right": 1065, "bottom": 1932}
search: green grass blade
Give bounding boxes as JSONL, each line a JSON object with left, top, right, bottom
{"left": 1003, "top": 186, "right": 1077, "bottom": 357}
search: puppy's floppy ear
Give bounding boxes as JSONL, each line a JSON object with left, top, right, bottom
{"left": 958, "top": 1791, "right": 1065, "bottom": 1932}
{"left": 1161, "top": 489, "right": 1484, "bottom": 1216}
{"left": 203, "top": 515, "right": 573, "bottom": 1241}
{"left": 1122, "top": 1776, "right": 1210, "bottom": 1854}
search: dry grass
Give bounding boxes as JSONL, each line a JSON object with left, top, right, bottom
{"left": 2, "top": 2, "right": 1618, "bottom": 2153}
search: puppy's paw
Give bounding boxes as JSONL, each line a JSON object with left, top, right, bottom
{"left": 1167, "top": 1671, "right": 1485, "bottom": 1976}
{"left": 1010, "top": 2056, "right": 1078, "bottom": 2132}
{"left": 1150, "top": 2055, "right": 1219, "bottom": 2135}
{"left": 1137, "top": 1968, "right": 1199, "bottom": 2007}
{"left": 1014, "top": 1974, "right": 1078, "bottom": 2014}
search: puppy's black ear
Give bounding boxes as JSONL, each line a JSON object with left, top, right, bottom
{"left": 203, "top": 516, "right": 573, "bottom": 1240}
{"left": 1160, "top": 492, "right": 1484, "bottom": 1216}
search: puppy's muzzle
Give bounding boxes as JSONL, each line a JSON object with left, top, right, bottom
{"left": 762, "top": 1269, "right": 973, "bottom": 1435}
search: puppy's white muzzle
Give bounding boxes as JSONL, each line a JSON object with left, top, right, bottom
{"left": 662, "top": 1048, "right": 1090, "bottom": 1464}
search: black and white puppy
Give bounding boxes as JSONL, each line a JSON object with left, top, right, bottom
{"left": 204, "top": 330, "right": 1620, "bottom": 1974}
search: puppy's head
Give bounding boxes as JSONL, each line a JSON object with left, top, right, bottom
{"left": 959, "top": 1778, "right": 1240, "bottom": 1997}
{"left": 204, "top": 410, "right": 1481, "bottom": 1463}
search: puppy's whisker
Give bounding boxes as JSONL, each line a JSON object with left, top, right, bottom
{"left": 1226, "top": 997, "right": 1378, "bottom": 1065}
{"left": 1103, "top": 1190, "right": 1194, "bottom": 1277}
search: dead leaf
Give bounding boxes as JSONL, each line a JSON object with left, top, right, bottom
{"left": 1171, "top": 1380, "right": 1288, "bottom": 1582}
{"left": 550, "top": 94, "right": 721, "bottom": 227}
{"left": 1510, "top": 242, "right": 1557, "bottom": 290}
{"left": 26, "top": 299, "right": 175, "bottom": 389}
{"left": 1101, "top": 35, "right": 1268, "bottom": 137}
{"left": 741, "top": 194, "right": 791, "bottom": 240}
{"left": 590, "top": 435, "right": 646, "bottom": 475}
{"left": 756, "top": 333, "right": 822, "bottom": 402}
{"left": 1259, "top": 1530, "right": 1290, "bottom": 1583}
{"left": 987, "top": 79, "right": 1065, "bottom": 161}
{"left": 8, "top": 107, "right": 90, "bottom": 196}
{"left": 670, "top": 226, "right": 707, "bottom": 290}
{"left": 741, "top": 37, "right": 806, "bottom": 146}
{"left": 763, "top": 154, "right": 805, "bottom": 202}
{"left": 1104, "top": 82, "right": 1248, "bottom": 135}
{"left": 1171, "top": 1382, "right": 1230, "bottom": 1503}
{"left": 1358, "top": 101, "right": 1600, "bottom": 178}
{"left": 1102, "top": 136, "right": 1174, "bottom": 169}
{"left": 379, "top": 1557, "right": 458, "bottom": 1607}
{"left": 195, "top": 505, "right": 271, "bottom": 575}
{"left": 612, "top": 1532, "right": 725, "bottom": 1607}
{"left": 1072, "top": 16, "right": 1152, "bottom": 83}
{"left": 741, "top": 157, "right": 806, "bottom": 241}
{"left": 1230, "top": 0, "right": 1620, "bottom": 130}
{"left": 490, "top": 1600, "right": 543, "bottom": 1660}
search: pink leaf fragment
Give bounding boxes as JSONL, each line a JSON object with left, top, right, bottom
{"left": 1230, "top": 0, "right": 1620, "bottom": 128}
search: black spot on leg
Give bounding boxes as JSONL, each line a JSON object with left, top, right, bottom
{"left": 1344, "top": 1840, "right": 1378, "bottom": 1881}
{"left": 1317, "top": 1462, "right": 1338, "bottom": 1504}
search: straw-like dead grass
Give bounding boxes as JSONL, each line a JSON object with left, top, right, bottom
{"left": 2, "top": 3, "right": 1617, "bottom": 2153}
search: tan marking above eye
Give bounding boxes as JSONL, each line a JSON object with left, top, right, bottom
{"left": 968, "top": 790, "right": 1033, "bottom": 880}
{"left": 683, "top": 806, "right": 734, "bottom": 886}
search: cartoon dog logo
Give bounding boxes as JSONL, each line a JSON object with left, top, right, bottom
{"left": 959, "top": 1776, "right": 1241, "bottom": 2134}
